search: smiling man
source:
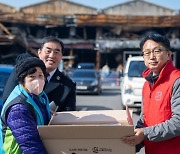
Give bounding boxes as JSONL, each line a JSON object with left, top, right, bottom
{"left": 122, "top": 32, "right": 180, "bottom": 154}
{"left": 38, "top": 37, "right": 76, "bottom": 112}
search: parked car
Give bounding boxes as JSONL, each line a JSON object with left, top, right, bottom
{"left": 70, "top": 69, "right": 101, "bottom": 95}
{"left": 76, "top": 63, "right": 95, "bottom": 69}
{"left": 120, "top": 56, "right": 146, "bottom": 109}
{"left": 0, "top": 64, "right": 14, "bottom": 111}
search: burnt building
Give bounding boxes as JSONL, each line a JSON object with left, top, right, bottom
{"left": 0, "top": 0, "right": 179, "bottom": 69}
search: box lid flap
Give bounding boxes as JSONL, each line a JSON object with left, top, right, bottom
{"left": 49, "top": 110, "right": 132, "bottom": 125}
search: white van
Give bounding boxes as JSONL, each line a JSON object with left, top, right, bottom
{"left": 121, "top": 56, "right": 146, "bottom": 109}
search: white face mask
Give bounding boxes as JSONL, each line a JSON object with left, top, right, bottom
{"left": 25, "top": 79, "right": 45, "bottom": 95}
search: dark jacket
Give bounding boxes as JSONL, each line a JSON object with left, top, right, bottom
{"left": 45, "top": 69, "right": 76, "bottom": 112}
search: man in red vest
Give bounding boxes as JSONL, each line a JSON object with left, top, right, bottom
{"left": 122, "top": 32, "right": 180, "bottom": 154}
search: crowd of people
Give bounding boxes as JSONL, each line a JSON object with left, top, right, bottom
{"left": 1, "top": 32, "right": 180, "bottom": 154}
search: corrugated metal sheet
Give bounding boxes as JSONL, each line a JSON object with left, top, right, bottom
{"left": 102, "top": 0, "right": 176, "bottom": 16}
{"left": 20, "top": 0, "right": 97, "bottom": 15}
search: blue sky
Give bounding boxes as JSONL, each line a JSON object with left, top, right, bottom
{"left": 0, "top": 0, "right": 180, "bottom": 10}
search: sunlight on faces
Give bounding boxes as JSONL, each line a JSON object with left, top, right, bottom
{"left": 142, "top": 40, "right": 172, "bottom": 75}
{"left": 24, "top": 67, "right": 45, "bottom": 95}
{"left": 38, "top": 41, "right": 63, "bottom": 73}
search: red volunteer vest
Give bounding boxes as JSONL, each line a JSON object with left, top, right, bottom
{"left": 142, "top": 60, "right": 180, "bottom": 154}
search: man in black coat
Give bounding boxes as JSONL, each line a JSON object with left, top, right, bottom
{"left": 2, "top": 37, "right": 76, "bottom": 112}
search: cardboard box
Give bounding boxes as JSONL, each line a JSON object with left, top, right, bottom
{"left": 38, "top": 110, "right": 135, "bottom": 154}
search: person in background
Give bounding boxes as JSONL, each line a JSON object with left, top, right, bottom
{"left": 1, "top": 57, "right": 51, "bottom": 154}
{"left": 122, "top": 32, "right": 180, "bottom": 154}
{"left": 2, "top": 36, "right": 76, "bottom": 112}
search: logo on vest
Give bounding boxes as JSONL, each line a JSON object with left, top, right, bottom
{"left": 155, "top": 91, "right": 162, "bottom": 101}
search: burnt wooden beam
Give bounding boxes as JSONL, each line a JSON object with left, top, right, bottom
{"left": 0, "top": 13, "right": 180, "bottom": 27}
{"left": 76, "top": 14, "right": 180, "bottom": 27}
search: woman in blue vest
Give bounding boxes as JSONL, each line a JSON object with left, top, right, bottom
{"left": 1, "top": 57, "right": 51, "bottom": 154}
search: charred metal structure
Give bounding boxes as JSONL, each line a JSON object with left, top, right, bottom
{"left": 0, "top": 0, "right": 180, "bottom": 69}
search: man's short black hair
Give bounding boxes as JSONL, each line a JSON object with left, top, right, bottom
{"left": 40, "top": 36, "right": 64, "bottom": 54}
{"left": 140, "top": 32, "right": 170, "bottom": 51}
